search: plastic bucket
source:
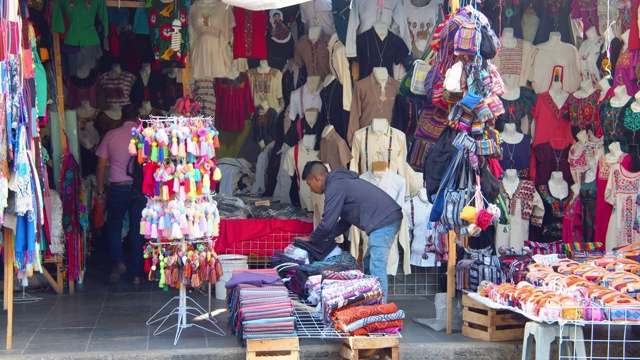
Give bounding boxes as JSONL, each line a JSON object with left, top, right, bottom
{"left": 215, "top": 254, "right": 249, "bottom": 300}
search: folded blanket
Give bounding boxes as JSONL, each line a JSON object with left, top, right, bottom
{"left": 343, "top": 310, "right": 405, "bottom": 332}
{"left": 351, "top": 320, "right": 404, "bottom": 336}
{"left": 331, "top": 303, "right": 399, "bottom": 326}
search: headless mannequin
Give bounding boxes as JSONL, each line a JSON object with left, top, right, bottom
{"left": 549, "top": 80, "right": 569, "bottom": 108}
{"left": 574, "top": 80, "right": 596, "bottom": 98}
{"left": 501, "top": 123, "right": 525, "bottom": 144}
{"left": 502, "top": 169, "right": 520, "bottom": 197}
{"left": 585, "top": 26, "right": 599, "bottom": 42}
{"left": 548, "top": 171, "right": 569, "bottom": 199}
{"left": 502, "top": 76, "right": 520, "bottom": 101}
{"left": 598, "top": 78, "right": 611, "bottom": 101}
{"left": 373, "top": 21, "right": 389, "bottom": 40}
{"left": 140, "top": 63, "right": 151, "bottom": 87}
{"left": 574, "top": 130, "right": 587, "bottom": 152}
{"left": 548, "top": 31, "right": 562, "bottom": 47}
{"left": 372, "top": 118, "right": 390, "bottom": 133}
{"left": 308, "top": 26, "right": 322, "bottom": 43}
{"left": 257, "top": 60, "right": 270, "bottom": 74}
{"left": 373, "top": 67, "right": 389, "bottom": 93}
{"left": 304, "top": 109, "right": 318, "bottom": 128}
{"left": 322, "top": 124, "right": 334, "bottom": 138}
{"left": 77, "top": 100, "right": 96, "bottom": 118}
{"left": 306, "top": 75, "right": 321, "bottom": 95}
{"left": 226, "top": 63, "right": 240, "bottom": 80}
{"left": 109, "top": 63, "right": 122, "bottom": 79}
{"left": 607, "top": 142, "right": 624, "bottom": 161}
{"left": 139, "top": 101, "right": 152, "bottom": 117}
{"left": 76, "top": 66, "right": 91, "bottom": 80}
{"left": 501, "top": 27, "right": 517, "bottom": 48}
{"left": 302, "top": 134, "right": 316, "bottom": 149}
{"left": 630, "top": 92, "right": 640, "bottom": 112}
{"left": 611, "top": 85, "right": 632, "bottom": 107}
{"left": 104, "top": 104, "right": 122, "bottom": 120}
{"left": 584, "top": 158, "right": 597, "bottom": 183}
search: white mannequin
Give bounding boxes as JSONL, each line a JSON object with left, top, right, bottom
{"left": 502, "top": 169, "right": 520, "bottom": 197}
{"left": 373, "top": 67, "right": 389, "bottom": 90}
{"left": 574, "top": 130, "right": 588, "bottom": 147}
{"left": 630, "top": 92, "right": 640, "bottom": 113}
{"left": 606, "top": 142, "right": 624, "bottom": 162}
{"left": 77, "top": 100, "right": 96, "bottom": 118}
{"left": 418, "top": 187, "right": 428, "bottom": 202}
{"left": 585, "top": 26, "right": 599, "bottom": 42}
{"left": 226, "top": 63, "right": 240, "bottom": 80}
{"left": 584, "top": 158, "right": 597, "bottom": 183}
{"left": 323, "top": 73, "right": 337, "bottom": 87}
{"left": 548, "top": 171, "right": 569, "bottom": 199}
{"left": 104, "top": 104, "right": 122, "bottom": 120}
{"left": 109, "top": 63, "right": 122, "bottom": 79}
{"left": 501, "top": 123, "right": 524, "bottom": 144}
{"left": 139, "top": 101, "right": 152, "bottom": 117}
{"left": 308, "top": 26, "right": 322, "bottom": 43}
{"left": 501, "top": 27, "right": 517, "bottom": 48}
{"left": 598, "top": 78, "right": 611, "bottom": 101}
{"left": 372, "top": 118, "right": 390, "bottom": 133}
{"left": 259, "top": 100, "right": 270, "bottom": 113}
{"left": 611, "top": 85, "right": 632, "bottom": 107}
{"left": 548, "top": 31, "right": 561, "bottom": 46}
{"left": 165, "top": 68, "right": 178, "bottom": 79}
{"left": 302, "top": 134, "right": 316, "bottom": 148}
{"left": 373, "top": 21, "right": 389, "bottom": 40}
{"left": 306, "top": 75, "right": 321, "bottom": 95}
{"left": 573, "top": 80, "right": 596, "bottom": 98}
{"left": 77, "top": 65, "right": 91, "bottom": 79}
{"left": 549, "top": 80, "right": 569, "bottom": 108}
{"left": 322, "top": 124, "right": 334, "bottom": 138}
{"left": 257, "top": 60, "right": 270, "bottom": 74}
{"left": 304, "top": 109, "right": 318, "bottom": 127}
{"left": 502, "top": 76, "right": 520, "bottom": 101}
{"left": 140, "top": 63, "right": 151, "bottom": 87}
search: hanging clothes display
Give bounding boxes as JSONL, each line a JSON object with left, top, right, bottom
{"left": 252, "top": 108, "right": 278, "bottom": 147}
{"left": 567, "top": 90, "right": 601, "bottom": 131}
{"left": 266, "top": 6, "right": 300, "bottom": 61}
{"left": 283, "top": 141, "right": 320, "bottom": 211}
{"left": 347, "top": 75, "right": 399, "bottom": 145}
{"left": 99, "top": 71, "right": 137, "bottom": 108}
{"left": 403, "top": 0, "right": 441, "bottom": 54}
{"left": 496, "top": 180, "right": 545, "bottom": 250}
{"left": 350, "top": 125, "right": 408, "bottom": 176}
{"left": 355, "top": 28, "right": 409, "bottom": 81}
{"left": 493, "top": 39, "right": 538, "bottom": 88}
{"left": 533, "top": 184, "right": 573, "bottom": 243}
{"left": 191, "top": 78, "right": 216, "bottom": 117}
{"left": 319, "top": 126, "right": 352, "bottom": 171}
{"left": 60, "top": 150, "right": 88, "bottom": 282}
{"left": 595, "top": 152, "right": 631, "bottom": 244}
{"left": 532, "top": 142, "right": 573, "bottom": 186}
{"left": 402, "top": 192, "right": 436, "bottom": 267}
{"left": 532, "top": 0, "right": 574, "bottom": 45}
{"left": 214, "top": 73, "right": 255, "bottom": 131}
{"left": 247, "top": 67, "right": 284, "bottom": 111}
{"left": 64, "top": 70, "right": 101, "bottom": 110}
{"left": 599, "top": 98, "right": 634, "bottom": 152}
{"left": 147, "top": 0, "right": 190, "bottom": 67}
{"left": 500, "top": 134, "right": 532, "bottom": 179}
{"left": 52, "top": 0, "right": 109, "bottom": 46}
{"left": 495, "top": 87, "right": 537, "bottom": 132}
{"left": 408, "top": 105, "right": 449, "bottom": 171}
{"left": 293, "top": 32, "right": 331, "bottom": 79}
{"left": 189, "top": 1, "right": 235, "bottom": 78}
{"left": 484, "top": 0, "right": 533, "bottom": 39}
{"left": 605, "top": 163, "right": 640, "bottom": 250}
{"left": 320, "top": 78, "right": 349, "bottom": 141}
{"left": 232, "top": 8, "right": 269, "bottom": 59}
{"left": 562, "top": 194, "right": 583, "bottom": 244}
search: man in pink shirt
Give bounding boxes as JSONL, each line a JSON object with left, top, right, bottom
{"left": 96, "top": 104, "right": 146, "bottom": 284}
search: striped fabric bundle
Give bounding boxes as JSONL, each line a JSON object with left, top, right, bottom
{"left": 227, "top": 269, "right": 296, "bottom": 342}
{"left": 331, "top": 303, "right": 405, "bottom": 335}
{"left": 320, "top": 270, "right": 384, "bottom": 323}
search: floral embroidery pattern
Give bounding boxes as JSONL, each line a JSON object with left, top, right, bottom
{"left": 600, "top": 98, "right": 632, "bottom": 151}
{"left": 501, "top": 179, "right": 536, "bottom": 220}
{"left": 610, "top": 166, "right": 640, "bottom": 245}
{"left": 538, "top": 184, "right": 572, "bottom": 218}
{"left": 567, "top": 90, "right": 600, "bottom": 130}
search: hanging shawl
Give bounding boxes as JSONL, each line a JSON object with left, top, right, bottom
{"left": 60, "top": 150, "right": 88, "bottom": 281}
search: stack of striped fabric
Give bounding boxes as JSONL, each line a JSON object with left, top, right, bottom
{"left": 227, "top": 269, "right": 296, "bottom": 342}
{"left": 319, "top": 270, "right": 385, "bottom": 323}
{"left": 331, "top": 303, "right": 405, "bottom": 335}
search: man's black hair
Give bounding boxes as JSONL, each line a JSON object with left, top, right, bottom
{"left": 122, "top": 103, "right": 140, "bottom": 121}
{"left": 302, "top": 161, "right": 328, "bottom": 180}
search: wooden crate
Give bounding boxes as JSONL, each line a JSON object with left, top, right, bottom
{"left": 341, "top": 336, "right": 400, "bottom": 360}
{"left": 461, "top": 294, "right": 527, "bottom": 342}
{"left": 246, "top": 337, "right": 299, "bottom": 360}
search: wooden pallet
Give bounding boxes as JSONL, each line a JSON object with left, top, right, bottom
{"left": 42, "top": 256, "right": 64, "bottom": 295}
{"left": 246, "top": 338, "right": 299, "bottom": 360}
{"left": 461, "top": 294, "right": 527, "bottom": 342}
{"left": 341, "top": 336, "right": 400, "bottom": 360}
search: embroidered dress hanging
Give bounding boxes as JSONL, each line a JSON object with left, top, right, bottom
{"left": 604, "top": 163, "right": 640, "bottom": 251}
{"left": 60, "top": 150, "right": 88, "bottom": 281}
{"left": 496, "top": 179, "right": 544, "bottom": 251}
{"left": 567, "top": 90, "right": 600, "bottom": 131}
{"left": 533, "top": 184, "right": 573, "bottom": 243}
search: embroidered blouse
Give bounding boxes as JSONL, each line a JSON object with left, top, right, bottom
{"left": 535, "top": 184, "right": 574, "bottom": 243}
{"left": 214, "top": 72, "right": 255, "bottom": 131}
{"left": 232, "top": 8, "right": 269, "bottom": 60}
{"left": 599, "top": 98, "right": 634, "bottom": 152}
{"left": 496, "top": 87, "right": 537, "bottom": 132}
{"left": 567, "top": 90, "right": 601, "bottom": 130}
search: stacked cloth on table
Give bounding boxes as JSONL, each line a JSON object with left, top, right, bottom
{"left": 331, "top": 303, "right": 405, "bottom": 335}
{"left": 320, "top": 270, "right": 384, "bottom": 323}
{"left": 226, "top": 269, "right": 295, "bottom": 343}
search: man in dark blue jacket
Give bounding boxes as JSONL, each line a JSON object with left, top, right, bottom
{"left": 301, "top": 161, "right": 402, "bottom": 301}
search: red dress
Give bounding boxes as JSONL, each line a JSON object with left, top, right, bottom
{"left": 215, "top": 73, "right": 255, "bottom": 131}
{"left": 529, "top": 92, "right": 575, "bottom": 183}
{"left": 562, "top": 194, "right": 582, "bottom": 244}
{"left": 232, "top": 8, "right": 269, "bottom": 59}
{"left": 595, "top": 153, "right": 631, "bottom": 244}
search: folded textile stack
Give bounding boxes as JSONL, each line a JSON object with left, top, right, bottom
{"left": 320, "top": 270, "right": 384, "bottom": 323}
{"left": 227, "top": 269, "right": 296, "bottom": 342}
{"left": 331, "top": 303, "right": 405, "bottom": 335}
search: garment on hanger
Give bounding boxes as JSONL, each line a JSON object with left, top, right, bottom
{"left": 534, "top": 184, "right": 573, "bottom": 243}
{"left": 500, "top": 134, "right": 532, "bottom": 179}
{"left": 350, "top": 125, "right": 407, "bottom": 176}
{"left": 496, "top": 87, "right": 537, "bottom": 132}
{"left": 605, "top": 163, "right": 640, "bottom": 249}
{"left": 570, "top": 0, "right": 599, "bottom": 37}
{"left": 530, "top": 43, "right": 581, "bottom": 93}
{"left": 327, "top": 33, "right": 353, "bottom": 111}
{"left": 99, "top": 71, "right": 136, "bottom": 107}
{"left": 299, "top": 0, "right": 335, "bottom": 35}
{"left": 568, "top": 143, "right": 589, "bottom": 184}
{"left": 283, "top": 142, "right": 320, "bottom": 211}
{"left": 629, "top": 0, "right": 640, "bottom": 51}
{"left": 320, "top": 78, "right": 349, "bottom": 141}
{"left": 147, "top": 0, "right": 189, "bottom": 67}
{"left": 355, "top": 28, "right": 409, "bottom": 81}
{"left": 595, "top": 153, "right": 631, "bottom": 243}
{"left": 192, "top": 78, "right": 216, "bottom": 117}
{"left": 391, "top": 95, "right": 420, "bottom": 149}
{"left": 214, "top": 72, "right": 255, "bottom": 131}
{"left": 578, "top": 36, "right": 604, "bottom": 84}
{"left": 94, "top": 111, "right": 123, "bottom": 139}
{"left": 267, "top": 6, "right": 301, "bottom": 60}
{"left": 599, "top": 98, "right": 634, "bottom": 152}
{"left": 189, "top": 1, "right": 235, "bottom": 78}
{"left": 347, "top": 75, "right": 400, "bottom": 144}
{"left": 532, "top": 142, "right": 573, "bottom": 186}
{"left": 612, "top": 48, "right": 640, "bottom": 96}
{"left": 484, "top": 0, "right": 532, "bottom": 39}
{"left": 496, "top": 179, "right": 544, "bottom": 250}
{"left": 319, "top": 126, "right": 352, "bottom": 171}
{"left": 332, "top": 0, "right": 351, "bottom": 45}
{"left": 131, "top": 70, "right": 153, "bottom": 108}
{"left": 408, "top": 105, "right": 449, "bottom": 171}
{"left": 597, "top": 1, "right": 619, "bottom": 37}
{"left": 288, "top": 83, "right": 323, "bottom": 122}
{"left": 533, "top": 0, "right": 574, "bottom": 45}
{"left": 64, "top": 70, "right": 100, "bottom": 109}
{"left": 252, "top": 108, "right": 278, "bottom": 146}
{"left": 562, "top": 194, "right": 583, "bottom": 244}
{"left": 233, "top": 8, "right": 268, "bottom": 59}
{"left": 567, "top": 90, "right": 601, "bottom": 131}
{"left": 402, "top": 194, "right": 436, "bottom": 267}
{"left": 247, "top": 68, "right": 283, "bottom": 111}
{"left": 52, "top": 0, "right": 109, "bottom": 46}
{"left": 580, "top": 174, "right": 597, "bottom": 242}
{"left": 293, "top": 32, "right": 331, "bottom": 79}
{"left": 403, "top": 0, "right": 441, "bottom": 53}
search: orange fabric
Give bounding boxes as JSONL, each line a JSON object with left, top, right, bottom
{"left": 351, "top": 320, "right": 404, "bottom": 335}
{"left": 331, "top": 303, "right": 398, "bottom": 331}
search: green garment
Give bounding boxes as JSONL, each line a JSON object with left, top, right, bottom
{"left": 52, "top": 0, "right": 109, "bottom": 46}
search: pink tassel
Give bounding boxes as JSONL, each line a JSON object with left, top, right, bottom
{"left": 179, "top": 185, "right": 186, "bottom": 202}
{"left": 151, "top": 223, "right": 158, "bottom": 239}
{"left": 145, "top": 220, "right": 152, "bottom": 237}
{"left": 173, "top": 177, "right": 180, "bottom": 193}
{"left": 178, "top": 141, "right": 186, "bottom": 158}
{"left": 129, "top": 141, "right": 137, "bottom": 156}
{"left": 171, "top": 222, "right": 182, "bottom": 239}
{"left": 200, "top": 137, "right": 207, "bottom": 158}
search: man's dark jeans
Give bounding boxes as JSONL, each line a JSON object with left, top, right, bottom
{"left": 106, "top": 185, "right": 146, "bottom": 278}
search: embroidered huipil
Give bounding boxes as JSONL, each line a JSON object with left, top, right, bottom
{"left": 189, "top": 2, "right": 235, "bottom": 79}
{"left": 52, "top": 0, "right": 109, "bottom": 46}
{"left": 64, "top": 70, "right": 101, "bottom": 110}
{"left": 247, "top": 68, "right": 283, "bottom": 111}
{"left": 492, "top": 40, "right": 538, "bottom": 87}
{"left": 612, "top": 48, "right": 640, "bottom": 96}
{"left": 192, "top": 78, "right": 216, "bottom": 117}
{"left": 532, "top": 142, "right": 574, "bottom": 186}
{"left": 568, "top": 143, "right": 589, "bottom": 184}
{"left": 347, "top": 75, "right": 400, "bottom": 145}
{"left": 214, "top": 73, "right": 255, "bottom": 131}
{"left": 99, "top": 71, "right": 136, "bottom": 107}
{"left": 535, "top": 184, "right": 574, "bottom": 243}
{"left": 562, "top": 194, "right": 583, "bottom": 244}
{"left": 578, "top": 36, "right": 604, "bottom": 84}
{"left": 599, "top": 98, "right": 634, "bottom": 152}
{"left": 403, "top": 0, "right": 441, "bottom": 52}
{"left": 293, "top": 32, "right": 331, "bottom": 79}
{"left": 496, "top": 87, "right": 537, "bottom": 132}
{"left": 533, "top": 0, "right": 575, "bottom": 45}
{"left": 147, "top": 0, "right": 190, "bottom": 67}
{"left": 232, "top": 8, "right": 268, "bottom": 60}
{"left": 499, "top": 135, "right": 532, "bottom": 179}
{"left": 252, "top": 108, "right": 277, "bottom": 146}
{"left": 496, "top": 180, "right": 545, "bottom": 251}
{"left": 567, "top": 90, "right": 601, "bottom": 131}
{"left": 605, "top": 163, "right": 640, "bottom": 251}
{"left": 595, "top": 153, "right": 631, "bottom": 243}
{"left": 580, "top": 177, "right": 597, "bottom": 242}
{"left": 530, "top": 42, "right": 581, "bottom": 93}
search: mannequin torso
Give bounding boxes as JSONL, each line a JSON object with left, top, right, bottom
{"left": 308, "top": 27, "right": 322, "bottom": 43}
{"left": 501, "top": 27, "right": 517, "bottom": 48}
{"left": 606, "top": 142, "right": 624, "bottom": 163}
{"left": 372, "top": 21, "right": 389, "bottom": 41}
{"left": 573, "top": 80, "right": 596, "bottom": 99}
{"left": 140, "top": 63, "right": 151, "bottom": 87}
{"left": 548, "top": 171, "right": 569, "bottom": 199}
{"left": 104, "top": 104, "right": 122, "bottom": 120}
{"left": 630, "top": 92, "right": 640, "bottom": 112}
{"left": 611, "top": 85, "right": 633, "bottom": 107}
{"left": 501, "top": 123, "right": 525, "bottom": 144}
{"left": 502, "top": 169, "right": 520, "bottom": 196}
{"left": 302, "top": 134, "right": 316, "bottom": 149}
{"left": 257, "top": 60, "right": 270, "bottom": 74}
{"left": 584, "top": 158, "right": 597, "bottom": 183}
{"left": 322, "top": 124, "right": 334, "bottom": 138}
{"left": 77, "top": 100, "right": 97, "bottom": 119}
{"left": 598, "top": 78, "right": 611, "bottom": 101}
{"left": 109, "top": 64, "right": 123, "bottom": 79}
{"left": 306, "top": 76, "right": 321, "bottom": 95}
{"left": 502, "top": 76, "right": 520, "bottom": 101}
{"left": 372, "top": 118, "right": 390, "bottom": 133}
{"left": 304, "top": 109, "right": 318, "bottom": 128}
{"left": 139, "top": 101, "right": 152, "bottom": 117}
{"left": 549, "top": 81, "right": 569, "bottom": 108}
